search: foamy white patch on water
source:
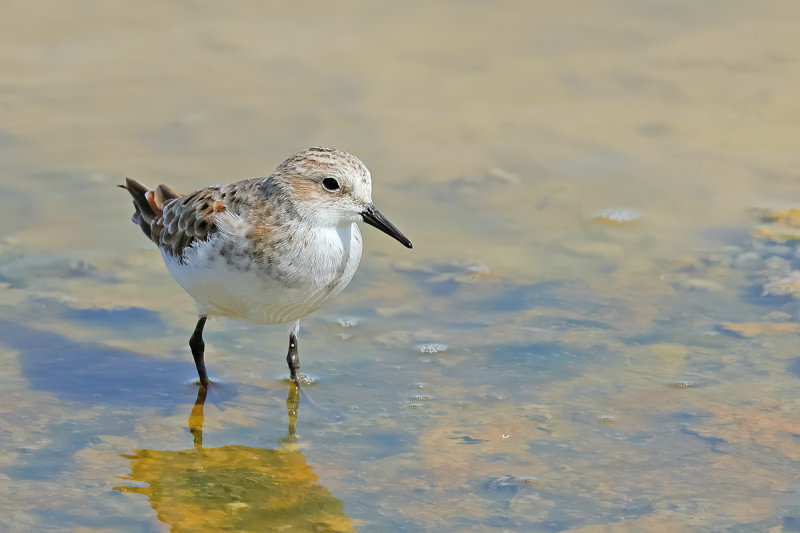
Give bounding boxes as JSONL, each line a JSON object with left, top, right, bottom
{"left": 418, "top": 343, "right": 447, "bottom": 354}
{"left": 336, "top": 317, "right": 361, "bottom": 327}
{"left": 594, "top": 208, "right": 642, "bottom": 224}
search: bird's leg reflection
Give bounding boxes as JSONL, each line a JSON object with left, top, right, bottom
{"left": 188, "top": 385, "right": 208, "bottom": 449}
{"left": 284, "top": 383, "right": 299, "bottom": 443}
{"left": 187, "top": 384, "right": 301, "bottom": 448}
{"left": 118, "top": 383, "right": 355, "bottom": 532}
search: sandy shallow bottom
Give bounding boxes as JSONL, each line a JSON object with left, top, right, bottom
{"left": 2, "top": 1, "right": 800, "bottom": 531}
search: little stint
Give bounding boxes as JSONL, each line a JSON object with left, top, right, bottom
{"left": 122, "top": 147, "right": 412, "bottom": 386}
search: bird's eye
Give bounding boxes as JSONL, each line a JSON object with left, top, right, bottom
{"left": 322, "top": 177, "right": 340, "bottom": 192}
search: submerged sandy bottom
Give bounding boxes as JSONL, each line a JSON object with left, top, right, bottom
{"left": 1, "top": 1, "right": 800, "bottom": 531}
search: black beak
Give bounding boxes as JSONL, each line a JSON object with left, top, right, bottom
{"left": 361, "top": 204, "right": 413, "bottom": 249}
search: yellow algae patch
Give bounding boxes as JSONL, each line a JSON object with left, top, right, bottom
{"left": 752, "top": 227, "right": 800, "bottom": 241}
{"left": 718, "top": 321, "right": 800, "bottom": 337}
{"left": 753, "top": 208, "right": 800, "bottom": 241}
{"left": 115, "top": 444, "right": 355, "bottom": 533}
{"left": 761, "top": 208, "right": 800, "bottom": 226}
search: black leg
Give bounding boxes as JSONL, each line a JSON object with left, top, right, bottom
{"left": 286, "top": 331, "right": 300, "bottom": 387}
{"left": 189, "top": 315, "right": 209, "bottom": 386}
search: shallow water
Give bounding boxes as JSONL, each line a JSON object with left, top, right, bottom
{"left": 2, "top": 1, "right": 800, "bottom": 531}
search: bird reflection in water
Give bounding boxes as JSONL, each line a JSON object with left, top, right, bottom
{"left": 115, "top": 386, "right": 355, "bottom": 532}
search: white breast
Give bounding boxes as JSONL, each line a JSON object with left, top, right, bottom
{"left": 161, "top": 222, "right": 363, "bottom": 324}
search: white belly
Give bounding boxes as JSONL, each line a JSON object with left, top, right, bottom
{"left": 161, "top": 223, "right": 363, "bottom": 324}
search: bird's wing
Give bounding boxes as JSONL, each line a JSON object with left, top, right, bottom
{"left": 123, "top": 177, "right": 272, "bottom": 261}
{"left": 158, "top": 186, "right": 227, "bottom": 259}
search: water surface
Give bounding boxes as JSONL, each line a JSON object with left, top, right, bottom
{"left": 2, "top": 1, "right": 800, "bottom": 531}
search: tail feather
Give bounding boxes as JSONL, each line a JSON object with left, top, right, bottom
{"left": 120, "top": 177, "right": 182, "bottom": 242}
{"left": 155, "top": 184, "right": 180, "bottom": 206}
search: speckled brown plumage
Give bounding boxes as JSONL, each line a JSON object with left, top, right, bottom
{"left": 123, "top": 177, "right": 283, "bottom": 262}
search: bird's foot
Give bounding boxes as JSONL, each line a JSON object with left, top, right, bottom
{"left": 285, "top": 373, "right": 316, "bottom": 388}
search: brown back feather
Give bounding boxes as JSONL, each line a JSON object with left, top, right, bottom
{"left": 158, "top": 188, "right": 223, "bottom": 258}
{"left": 122, "top": 177, "right": 215, "bottom": 255}
{"left": 123, "top": 177, "right": 274, "bottom": 262}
